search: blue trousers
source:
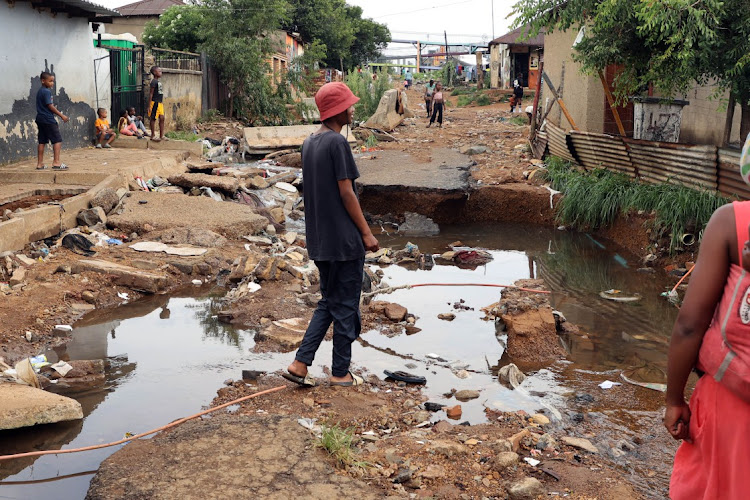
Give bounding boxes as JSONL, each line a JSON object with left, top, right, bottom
{"left": 295, "top": 258, "right": 364, "bottom": 377}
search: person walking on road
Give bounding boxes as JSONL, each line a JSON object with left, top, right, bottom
{"left": 424, "top": 79, "right": 435, "bottom": 118}
{"left": 427, "top": 82, "right": 444, "bottom": 128}
{"left": 284, "top": 82, "right": 379, "bottom": 388}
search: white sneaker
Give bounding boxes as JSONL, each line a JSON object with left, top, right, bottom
{"left": 96, "top": 144, "right": 102, "bottom": 149}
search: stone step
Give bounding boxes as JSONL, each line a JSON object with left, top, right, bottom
{"left": 0, "top": 383, "right": 83, "bottom": 430}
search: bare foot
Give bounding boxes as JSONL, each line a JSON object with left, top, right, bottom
{"left": 287, "top": 360, "right": 308, "bottom": 377}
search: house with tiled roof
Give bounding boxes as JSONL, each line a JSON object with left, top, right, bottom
{"left": 107, "top": 0, "right": 184, "bottom": 42}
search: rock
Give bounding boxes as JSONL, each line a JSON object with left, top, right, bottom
{"left": 445, "top": 405, "right": 462, "bottom": 419}
{"left": 405, "top": 325, "right": 421, "bottom": 335}
{"left": 492, "top": 452, "right": 519, "bottom": 471}
{"left": 454, "top": 390, "right": 480, "bottom": 401}
{"left": 562, "top": 436, "right": 598, "bottom": 453}
{"left": 248, "top": 176, "right": 270, "bottom": 190}
{"left": 413, "top": 410, "right": 431, "bottom": 423}
{"left": 392, "top": 468, "right": 412, "bottom": 484}
{"left": 91, "top": 188, "right": 120, "bottom": 214}
{"left": 424, "top": 402, "right": 445, "bottom": 412}
{"left": 15, "top": 254, "right": 36, "bottom": 266}
{"left": 254, "top": 256, "right": 285, "bottom": 281}
{"left": 490, "top": 439, "right": 513, "bottom": 453}
{"left": 77, "top": 207, "right": 107, "bottom": 227}
{"left": 531, "top": 413, "right": 550, "bottom": 425}
{"left": 266, "top": 224, "right": 277, "bottom": 236}
{"left": 161, "top": 227, "right": 227, "bottom": 248}
{"left": 54, "top": 264, "right": 71, "bottom": 274}
{"left": 454, "top": 369, "right": 470, "bottom": 379}
{"left": 499, "top": 363, "right": 526, "bottom": 387}
{"left": 81, "top": 290, "right": 97, "bottom": 304}
{"left": 460, "top": 145, "right": 488, "bottom": 155}
{"left": 255, "top": 317, "right": 308, "bottom": 351}
{"left": 429, "top": 440, "right": 468, "bottom": 458}
{"left": 536, "top": 433, "right": 558, "bottom": 451}
{"left": 284, "top": 232, "right": 298, "bottom": 245}
{"left": 437, "top": 313, "right": 456, "bottom": 321}
{"left": 363, "top": 89, "right": 415, "bottom": 131}
{"left": 385, "top": 303, "right": 408, "bottom": 322}
{"left": 0, "top": 384, "right": 83, "bottom": 430}
{"left": 168, "top": 173, "right": 240, "bottom": 194}
{"left": 432, "top": 420, "right": 452, "bottom": 433}
{"left": 464, "top": 438, "right": 479, "bottom": 446}
{"left": 420, "top": 464, "right": 445, "bottom": 480}
{"left": 507, "top": 477, "right": 545, "bottom": 500}
{"left": 509, "top": 429, "right": 531, "bottom": 452}
{"left": 9, "top": 267, "right": 26, "bottom": 286}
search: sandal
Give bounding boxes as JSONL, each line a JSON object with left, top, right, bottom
{"left": 51, "top": 164, "right": 68, "bottom": 170}
{"left": 36, "top": 165, "right": 48, "bottom": 170}
{"left": 282, "top": 371, "right": 316, "bottom": 387}
{"left": 330, "top": 371, "right": 365, "bottom": 387}
{"left": 384, "top": 370, "right": 427, "bottom": 384}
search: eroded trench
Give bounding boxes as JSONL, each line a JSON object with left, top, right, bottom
{"left": 0, "top": 184, "right": 680, "bottom": 499}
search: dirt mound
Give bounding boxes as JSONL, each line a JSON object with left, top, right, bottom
{"left": 86, "top": 414, "right": 384, "bottom": 500}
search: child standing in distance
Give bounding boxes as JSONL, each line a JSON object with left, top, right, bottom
{"left": 427, "top": 82, "right": 444, "bottom": 128}
{"left": 148, "top": 66, "right": 166, "bottom": 142}
{"left": 35, "top": 71, "right": 69, "bottom": 170}
{"left": 424, "top": 79, "right": 435, "bottom": 118}
{"left": 94, "top": 108, "right": 115, "bottom": 148}
{"left": 510, "top": 79, "right": 524, "bottom": 113}
{"left": 283, "top": 82, "right": 379, "bottom": 388}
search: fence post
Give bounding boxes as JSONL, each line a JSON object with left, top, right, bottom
{"left": 201, "top": 52, "right": 209, "bottom": 114}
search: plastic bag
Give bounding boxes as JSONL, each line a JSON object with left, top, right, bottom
{"left": 741, "top": 132, "right": 750, "bottom": 185}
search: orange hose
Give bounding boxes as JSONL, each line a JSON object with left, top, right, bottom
{"left": 409, "top": 283, "right": 551, "bottom": 294}
{"left": 0, "top": 385, "right": 286, "bottom": 462}
{"left": 671, "top": 265, "right": 695, "bottom": 293}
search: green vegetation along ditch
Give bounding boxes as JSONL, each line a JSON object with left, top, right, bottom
{"left": 542, "top": 157, "right": 731, "bottom": 253}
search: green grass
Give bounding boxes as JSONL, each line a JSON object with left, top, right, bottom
{"left": 165, "top": 130, "right": 199, "bottom": 141}
{"left": 450, "top": 86, "right": 475, "bottom": 96}
{"left": 474, "top": 94, "right": 491, "bottom": 106}
{"left": 457, "top": 95, "right": 474, "bottom": 107}
{"left": 543, "top": 156, "right": 731, "bottom": 253}
{"left": 509, "top": 115, "right": 528, "bottom": 126}
{"left": 364, "top": 135, "right": 378, "bottom": 148}
{"left": 316, "top": 425, "right": 368, "bottom": 469}
{"left": 197, "top": 109, "right": 223, "bottom": 124}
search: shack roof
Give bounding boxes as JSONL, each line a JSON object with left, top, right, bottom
{"left": 116, "top": 0, "right": 183, "bottom": 16}
{"left": 489, "top": 25, "right": 545, "bottom": 47}
{"left": 19, "top": 0, "right": 120, "bottom": 18}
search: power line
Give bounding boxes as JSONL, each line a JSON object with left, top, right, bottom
{"left": 373, "top": 0, "right": 477, "bottom": 19}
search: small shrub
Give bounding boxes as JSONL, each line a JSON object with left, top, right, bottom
{"left": 165, "top": 130, "right": 198, "bottom": 141}
{"left": 475, "top": 94, "right": 491, "bottom": 106}
{"left": 364, "top": 135, "right": 378, "bottom": 148}
{"left": 457, "top": 95, "right": 474, "bottom": 107}
{"left": 197, "top": 109, "right": 223, "bottom": 124}
{"left": 174, "top": 114, "right": 193, "bottom": 131}
{"left": 509, "top": 115, "right": 528, "bottom": 126}
{"left": 316, "top": 425, "right": 367, "bottom": 469}
{"left": 450, "top": 86, "right": 474, "bottom": 96}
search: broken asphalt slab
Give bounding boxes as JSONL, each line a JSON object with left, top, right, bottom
{"left": 355, "top": 148, "right": 471, "bottom": 192}
{"left": 0, "top": 383, "right": 83, "bottom": 430}
{"left": 72, "top": 259, "right": 168, "bottom": 293}
{"left": 86, "top": 414, "right": 382, "bottom": 500}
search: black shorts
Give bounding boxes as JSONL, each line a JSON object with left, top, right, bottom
{"left": 36, "top": 120, "right": 62, "bottom": 145}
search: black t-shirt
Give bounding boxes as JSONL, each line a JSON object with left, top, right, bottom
{"left": 513, "top": 86, "right": 524, "bottom": 98}
{"left": 150, "top": 78, "right": 164, "bottom": 103}
{"left": 36, "top": 87, "right": 56, "bottom": 124}
{"left": 302, "top": 131, "right": 364, "bottom": 261}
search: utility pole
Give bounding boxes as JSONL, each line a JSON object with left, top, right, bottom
{"left": 491, "top": 0, "right": 495, "bottom": 40}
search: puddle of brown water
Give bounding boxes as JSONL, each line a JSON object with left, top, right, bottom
{"left": 0, "top": 222, "right": 678, "bottom": 499}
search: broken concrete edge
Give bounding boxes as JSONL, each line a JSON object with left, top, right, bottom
{"left": 0, "top": 152, "right": 190, "bottom": 254}
{"left": 0, "top": 383, "right": 84, "bottom": 431}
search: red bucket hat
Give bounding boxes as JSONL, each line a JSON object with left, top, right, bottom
{"left": 315, "top": 82, "right": 359, "bottom": 122}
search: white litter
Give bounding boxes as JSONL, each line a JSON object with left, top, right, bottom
{"left": 425, "top": 353, "right": 443, "bottom": 359}
{"left": 598, "top": 380, "right": 622, "bottom": 389}
{"left": 524, "top": 457, "right": 541, "bottom": 467}
{"left": 50, "top": 361, "right": 73, "bottom": 377}
{"left": 129, "top": 241, "right": 208, "bottom": 256}
{"left": 117, "top": 292, "right": 129, "bottom": 300}
{"left": 54, "top": 325, "right": 73, "bottom": 332}
{"left": 192, "top": 279, "right": 203, "bottom": 285}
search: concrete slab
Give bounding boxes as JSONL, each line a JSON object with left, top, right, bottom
{"left": 0, "top": 383, "right": 83, "bottom": 430}
{"left": 148, "top": 139, "right": 203, "bottom": 156}
{"left": 72, "top": 259, "right": 168, "bottom": 293}
{"left": 0, "top": 183, "right": 88, "bottom": 206}
{"left": 244, "top": 125, "right": 356, "bottom": 154}
{"left": 112, "top": 136, "right": 149, "bottom": 149}
{"left": 356, "top": 147, "right": 471, "bottom": 191}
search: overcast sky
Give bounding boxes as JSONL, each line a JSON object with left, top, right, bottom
{"left": 97, "top": 0, "right": 518, "bottom": 58}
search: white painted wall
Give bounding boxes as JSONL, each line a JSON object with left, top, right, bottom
{"left": 0, "top": 1, "right": 99, "bottom": 164}
{"left": 0, "top": 2, "right": 96, "bottom": 113}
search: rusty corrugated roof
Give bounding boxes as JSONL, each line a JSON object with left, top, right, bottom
{"left": 489, "top": 25, "right": 545, "bottom": 47}
{"left": 116, "top": 0, "right": 183, "bottom": 16}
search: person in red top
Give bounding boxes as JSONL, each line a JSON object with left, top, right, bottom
{"left": 666, "top": 132, "right": 750, "bottom": 500}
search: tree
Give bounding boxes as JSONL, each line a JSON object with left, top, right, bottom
{"left": 287, "top": 0, "right": 390, "bottom": 70}
{"left": 200, "top": 0, "right": 291, "bottom": 124}
{"left": 142, "top": 5, "right": 206, "bottom": 53}
{"left": 511, "top": 0, "right": 750, "bottom": 140}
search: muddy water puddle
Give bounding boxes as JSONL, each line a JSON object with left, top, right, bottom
{"left": 1, "top": 223, "right": 678, "bottom": 498}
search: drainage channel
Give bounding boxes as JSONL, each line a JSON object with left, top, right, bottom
{"left": 0, "top": 222, "right": 678, "bottom": 499}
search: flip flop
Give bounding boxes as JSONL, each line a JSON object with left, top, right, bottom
{"left": 51, "top": 164, "right": 68, "bottom": 170}
{"left": 330, "top": 371, "right": 365, "bottom": 387}
{"left": 36, "top": 165, "right": 48, "bottom": 170}
{"left": 384, "top": 370, "right": 427, "bottom": 384}
{"left": 282, "top": 371, "right": 316, "bottom": 387}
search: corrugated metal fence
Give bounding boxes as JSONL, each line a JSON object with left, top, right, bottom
{"left": 541, "top": 121, "right": 748, "bottom": 199}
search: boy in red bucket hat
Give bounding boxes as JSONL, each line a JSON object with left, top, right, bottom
{"left": 283, "top": 82, "right": 379, "bottom": 388}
